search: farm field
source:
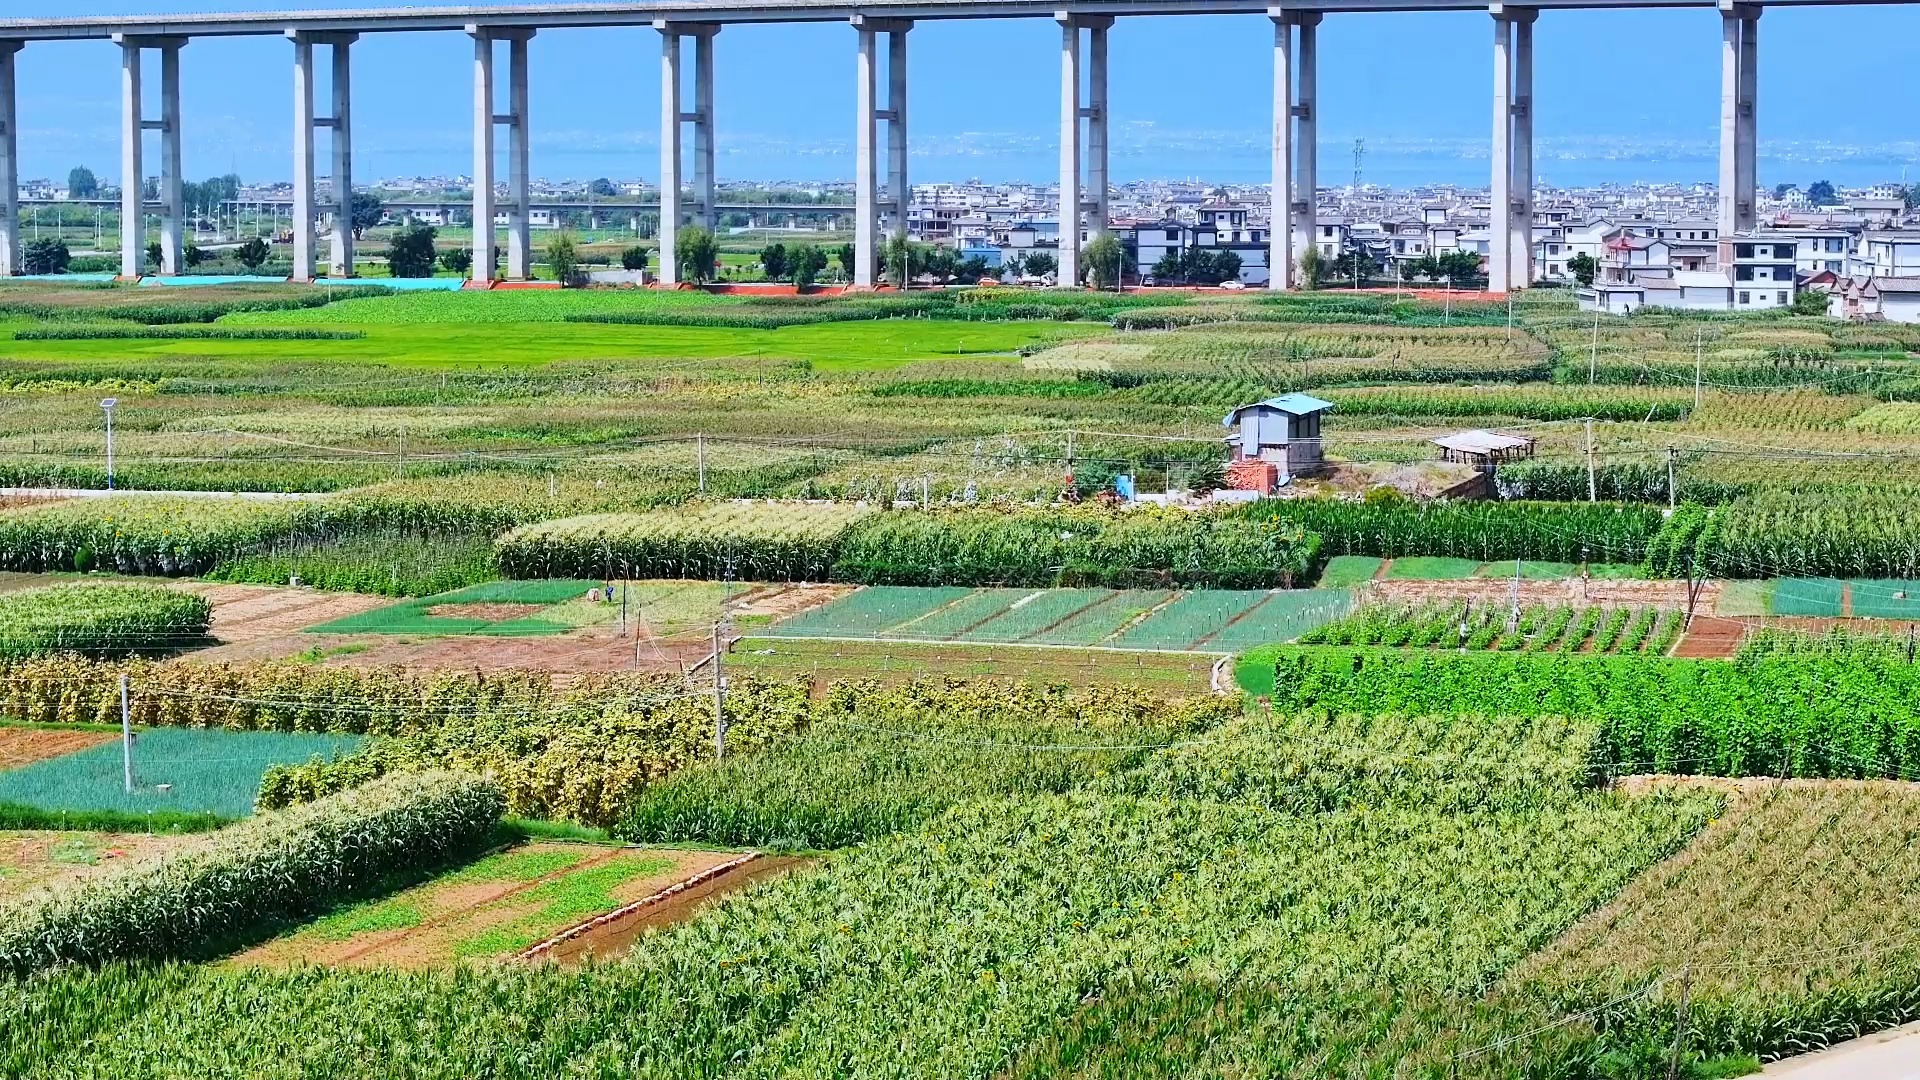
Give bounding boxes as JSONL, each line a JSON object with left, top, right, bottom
{"left": 0, "top": 727, "right": 363, "bottom": 820}
{"left": 230, "top": 842, "right": 762, "bottom": 969}
{"left": 4, "top": 279, "right": 1920, "bottom": 1077}
{"left": 761, "top": 584, "right": 1354, "bottom": 652}
{"left": 730, "top": 636, "right": 1220, "bottom": 693}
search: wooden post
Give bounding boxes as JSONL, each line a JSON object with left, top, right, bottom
{"left": 1667, "top": 445, "right": 1677, "bottom": 510}
{"left": 120, "top": 673, "right": 133, "bottom": 793}
{"left": 712, "top": 622, "right": 726, "bottom": 761}
{"left": 1585, "top": 418, "right": 1597, "bottom": 502}
{"left": 1666, "top": 965, "right": 1693, "bottom": 1080}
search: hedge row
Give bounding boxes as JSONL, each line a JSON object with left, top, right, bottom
{"left": 0, "top": 771, "right": 502, "bottom": 976}
{"left": 499, "top": 505, "right": 1320, "bottom": 588}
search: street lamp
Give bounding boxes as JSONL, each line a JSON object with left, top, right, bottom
{"left": 99, "top": 398, "right": 117, "bottom": 491}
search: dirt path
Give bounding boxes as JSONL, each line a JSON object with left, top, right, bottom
{"left": 1672, "top": 615, "right": 1749, "bottom": 659}
{"left": 1763, "top": 1019, "right": 1920, "bottom": 1077}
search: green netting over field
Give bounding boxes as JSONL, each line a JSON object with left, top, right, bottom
{"left": 765, "top": 587, "right": 970, "bottom": 639}
{"left": 1772, "top": 578, "right": 1845, "bottom": 617}
{"left": 1848, "top": 580, "right": 1920, "bottom": 620}
{"left": 0, "top": 728, "right": 363, "bottom": 819}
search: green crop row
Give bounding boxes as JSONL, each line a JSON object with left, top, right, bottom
{"left": 1231, "top": 497, "right": 1663, "bottom": 566}
{"left": 499, "top": 503, "right": 1319, "bottom": 588}
{"left": 1271, "top": 645, "right": 1920, "bottom": 779}
{"left": 11, "top": 326, "right": 365, "bottom": 341}
{"left": 0, "top": 771, "right": 501, "bottom": 977}
{"left": 619, "top": 680, "right": 1236, "bottom": 848}
{"left": 0, "top": 582, "right": 209, "bottom": 657}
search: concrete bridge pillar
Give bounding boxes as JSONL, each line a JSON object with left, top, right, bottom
{"left": 291, "top": 31, "right": 356, "bottom": 281}
{"left": 1056, "top": 14, "right": 1081, "bottom": 288}
{"left": 0, "top": 43, "right": 20, "bottom": 278}
{"left": 658, "top": 26, "right": 681, "bottom": 284}
{"left": 1507, "top": 7, "right": 1536, "bottom": 287}
{"left": 887, "top": 24, "right": 911, "bottom": 244}
{"left": 854, "top": 21, "right": 876, "bottom": 286}
{"left": 115, "top": 35, "right": 187, "bottom": 279}
{"left": 470, "top": 28, "right": 496, "bottom": 282}
{"left": 1489, "top": 10, "right": 1512, "bottom": 293}
{"left": 1268, "top": 10, "right": 1294, "bottom": 290}
{"left": 1719, "top": 2, "right": 1760, "bottom": 237}
{"left": 1294, "top": 13, "right": 1319, "bottom": 281}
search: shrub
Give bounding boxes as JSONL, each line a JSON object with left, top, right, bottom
{"left": 0, "top": 771, "right": 502, "bottom": 976}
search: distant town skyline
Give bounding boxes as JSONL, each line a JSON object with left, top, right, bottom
{"left": 7, "top": 0, "right": 1919, "bottom": 189}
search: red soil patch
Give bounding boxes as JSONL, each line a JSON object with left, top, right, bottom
{"left": 0, "top": 728, "right": 115, "bottom": 770}
{"left": 1672, "top": 615, "right": 1750, "bottom": 659}
{"left": 1367, "top": 577, "right": 1719, "bottom": 611}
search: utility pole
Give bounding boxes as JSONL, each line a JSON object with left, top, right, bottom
{"left": 1588, "top": 305, "right": 1600, "bottom": 384}
{"left": 1508, "top": 557, "right": 1522, "bottom": 633}
{"left": 711, "top": 621, "right": 726, "bottom": 762}
{"left": 1506, "top": 291, "right": 1513, "bottom": 338}
{"left": 1694, "top": 328, "right": 1704, "bottom": 411}
{"left": 1666, "top": 966, "right": 1693, "bottom": 1080}
{"left": 1585, "top": 418, "right": 1597, "bottom": 503}
{"left": 1666, "top": 445, "right": 1677, "bottom": 510}
{"left": 120, "top": 673, "right": 133, "bottom": 793}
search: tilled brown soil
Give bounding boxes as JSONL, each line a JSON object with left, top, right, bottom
{"left": 0, "top": 727, "right": 115, "bottom": 770}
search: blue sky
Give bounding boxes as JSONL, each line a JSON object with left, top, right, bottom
{"left": 10, "top": 0, "right": 1920, "bottom": 188}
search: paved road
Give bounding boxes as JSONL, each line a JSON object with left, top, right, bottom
{"left": 1765, "top": 1022, "right": 1920, "bottom": 1078}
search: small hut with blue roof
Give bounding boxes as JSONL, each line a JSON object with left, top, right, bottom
{"left": 1222, "top": 393, "right": 1333, "bottom": 480}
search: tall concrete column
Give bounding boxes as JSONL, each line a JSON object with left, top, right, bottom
{"left": 118, "top": 41, "right": 144, "bottom": 279}
{"left": 470, "top": 29, "right": 495, "bottom": 283}
{"left": 692, "top": 29, "right": 716, "bottom": 233}
{"left": 0, "top": 43, "right": 21, "bottom": 278}
{"left": 1737, "top": 7, "right": 1758, "bottom": 233}
{"left": 291, "top": 34, "right": 317, "bottom": 281}
{"left": 1489, "top": 11, "right": 1512, "bottom": 294}
{"left": 1510, "top": 8, "right": 1535, "bottom": 287}
{"left": 853, "top": 23, "right": 876, "bottom": 287}
{"left": 1057, "top": 15, "right": 1081, "bottom": 289}
{"left": 1268, "top": 12, "right": 1293, "bottom": 291}
{"left": 1086, "top": 19, "right": 1111, "bottom": 244}
{"left": 1717, "top": 6, "right": 1756, "bottom": 238}
{"left": 658, "top": 25, "right": 681, "bottom": 285}
{"left": 329, "top": 36, "right": 355, "bottom": 278}
{"left": 506, "top": 32, "right": 533, "bottom": 280}
{"left": 1294, "top": 14, "right": 1319, "bottom": 276}
{"left": 158, "top": 42, "right": 184, "bottom": 277}
{"left": 886, "top": 26, "right": 909, "bottom": 241}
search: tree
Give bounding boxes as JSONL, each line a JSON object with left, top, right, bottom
{"left": 1567, "top": 252, "right": 1599, "bottom": 287}
{"left": 349, "top": 192, "right": 385, "bottom": 240}
{"left": 1791, "top": 288, "right": 1830, "bottom": 316}
{"left": 22, "top": 239, "right": 69, "bottom": 275}
{"left": 1807, "top": 179, "right": 1838, "bottom": 206}
{"left": 956, "top": 255, "right": 991, "bottom": 283}
{"left": 1084, "top": 233, "right": 1125, "bottom": 290}
{"left": 1904, "top": 184, "right": 1920, "bottom": 212}
{"left": 922, "top": 245, "right": 959, "bottom": 283}
{"left": 788, "top": 244, "right": 829, "bottom": 288}
{"left": 184, "top": 243, "right": 206, "bottom": 269}
{"left": 882, "top": 235, "right": 922, "bottom": 286}
{"left": 1298, "top": 247, "right": 1323, "bottom": 288}
{"left": 1436, "top": 249, "right": 1484, "bottom": 286}
{"left": 439, "top": 247, "right": 473, "bottom": 275}
{"left": 385, "top": 225, "right": 439, "bottom": 278}
{"left": 145, "top": 242, "right": 162, "bottom": 271}
{"left": 1024, "top": 251, "right": 1057, "bottom": 279}
{"left": 1005, "top": 251, "right": 1028, "bottom": 278}
{"left": 588, "top": 177, "right": 618, "bottom": 198}
{"left": 1773, "top": 182, "right": 1798, "bottom": 200}
{"left": 835, "top": 243, "right": 856, "bottom": 280}
{"left": 66, "top": 167, "right": 98, "bottom": 200}
{"left": 235, "top": 237, "right": 270, "bottom": 270}
{"left": 760, "top": 242, "right": 788, "bottom": 281}
{"left": 1151, "top": 249, "right": 1183, "bottom": 284}
{"left": 546, "top": 231, "right": 580, "bottom": 286}
{"left": 676, "top": 225, "right": 718, "bottom": 284}
{"left": 620, "top": 245, "right": 648, "bottom": 272}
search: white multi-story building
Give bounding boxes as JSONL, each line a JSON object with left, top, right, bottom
{"left": 1854, "top": 232, "right": 1920, "bottom": 278}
